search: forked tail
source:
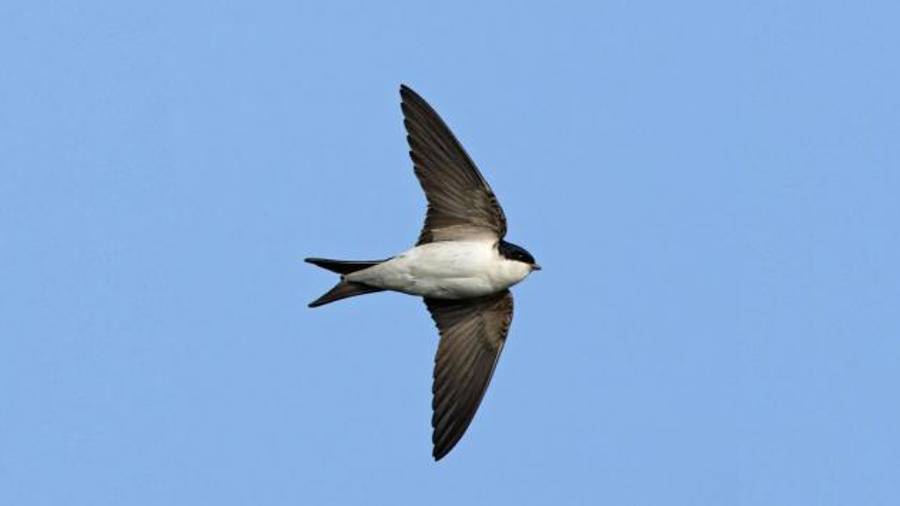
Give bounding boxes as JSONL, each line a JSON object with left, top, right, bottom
{"left": 305, "top": 257, "right": 386, "bottom": 308}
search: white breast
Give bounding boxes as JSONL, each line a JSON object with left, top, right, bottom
{"left": 347, "top": 240, "right": 532, "bottom": 299}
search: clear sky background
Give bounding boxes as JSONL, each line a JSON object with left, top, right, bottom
{"left": 2, "top": 1, "right": 898, "bottom": 505}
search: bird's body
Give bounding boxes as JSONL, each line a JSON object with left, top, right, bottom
{"left": 348, "top": 240, "right": 532, "bottom": 299}
{"left": 307, "top": 85, "right": 539, "bottom": 460}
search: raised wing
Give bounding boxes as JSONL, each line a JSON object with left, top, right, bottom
{"left": 424, "top": 290, "right": 514, "bottom": 460}
{"left": 400, "top": 85, "right": 507, "bottom": 244}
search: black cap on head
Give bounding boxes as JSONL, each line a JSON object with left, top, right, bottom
{"left": 498, "top": 240, "right": 539, "bottom": 268}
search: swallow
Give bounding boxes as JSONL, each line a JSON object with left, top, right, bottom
{"left": 307, "top": 85, "right": 540, "bottom": 460}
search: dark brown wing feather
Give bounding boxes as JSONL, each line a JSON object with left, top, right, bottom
{"left": 400, "top": 85, "right": 507, "bottom": 245}
{"left": 424, "top": 290, "right": 514, "bottom": 460}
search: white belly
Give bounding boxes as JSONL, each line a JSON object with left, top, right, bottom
{"left": 346, "top": 240, "right": 531, "bottom": 299}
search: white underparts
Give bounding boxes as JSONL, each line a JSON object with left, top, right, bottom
{"left": 346, "top": 240, "right": 533, "bottom": 299}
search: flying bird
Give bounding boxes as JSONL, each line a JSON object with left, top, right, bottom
{"left": 307, "top": 85, "right": 540, "bottom": 460}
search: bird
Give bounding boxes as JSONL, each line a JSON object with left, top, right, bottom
{"left": 306, "top": 84, "right": 540, "bottom": 460}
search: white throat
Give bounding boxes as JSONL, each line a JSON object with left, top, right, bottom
{"left": 490, "top": 256, "right": 533, "bottom": 290}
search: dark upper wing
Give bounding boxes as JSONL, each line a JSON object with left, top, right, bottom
{"left": 424, "top": 290, "right": 514, "bottom": 460}
{"left": 400, "top": 85, "right": 507, "bottom": 245}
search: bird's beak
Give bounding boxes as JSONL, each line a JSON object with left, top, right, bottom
{"left": 532, "top": 264, "right": 542, "bottom": 271}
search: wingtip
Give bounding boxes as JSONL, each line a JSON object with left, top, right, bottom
{"left": 432, "top": 437, "right": 454, "bottom": 461}
{"left": 399, "top": 83, "right": 421, "bottom": 101}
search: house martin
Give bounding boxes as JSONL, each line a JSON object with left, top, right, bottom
{"left": 307, "top": 85, "right": 539, "bottom": 460}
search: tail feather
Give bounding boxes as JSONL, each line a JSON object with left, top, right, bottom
{"left": 308, "top": 280, "right": 384, "bottom": 308}
{"left": 305, "top": 257, "right": 387, "bottom": 308}
{"left": 305, "top": 257, "right": 387, "bottom": 275}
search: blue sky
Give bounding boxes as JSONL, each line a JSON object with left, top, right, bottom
{"left": 2, "top": 1, "right": 898, "bottom": 504}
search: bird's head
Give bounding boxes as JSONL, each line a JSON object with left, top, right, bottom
{"left": 498, "top": 240, "right": 541, "bottom": 272}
